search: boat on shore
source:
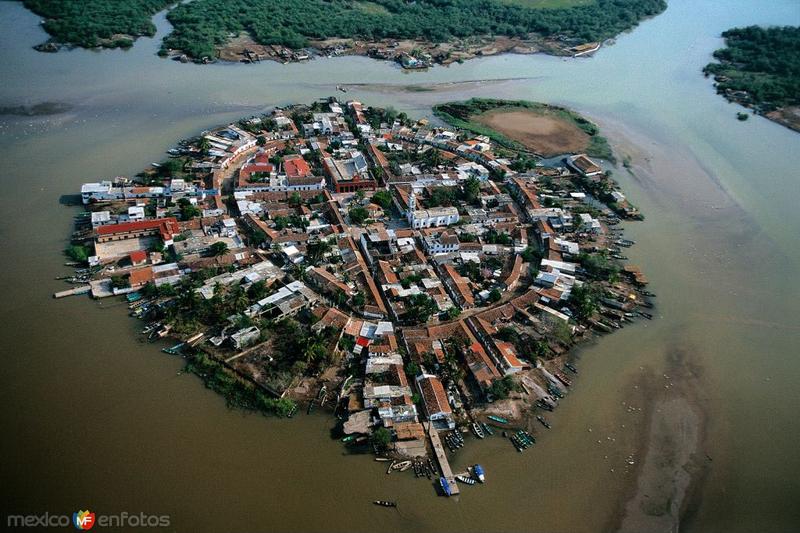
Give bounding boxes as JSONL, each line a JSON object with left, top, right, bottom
{"left": 487, "top": 415, "right": 509, "bottom": 424}
{"left": 536, "top": 399, "right": 554, "bottom": 411}
{"left": 554, "top": 370, "right": 572, "bottom": 387}
{"left": 373, "top": 500, "right": 396, "bottom": 507}
{"left": 162, "top": 343, "right": 184, "bottom": 355}
{"left": 392, "top": 460, "right": 412, "bottom": 472}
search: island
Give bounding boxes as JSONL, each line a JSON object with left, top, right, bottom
{"left": 704, "top": 25, "right": 800, "bottom": 132}
{"left": 25, "top": 0, "right": 666, "bottom": 66}
{"left": 59, "top": 97, "right": 653, "bottom": 496}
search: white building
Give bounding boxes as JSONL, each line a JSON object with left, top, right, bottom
{"left": 406, "top": 191, "right": 459, "bottom": 229}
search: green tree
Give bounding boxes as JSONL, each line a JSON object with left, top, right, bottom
{"left": 372, "top": 189, "right": 393, "bottom": 209}
{"left": 209, "top": 241, "right": 229, "bottom": 256}
{"left": 65, "top": 244, "right": 90, "bottom": 263}
{"left": 445, "top": 307, "right": 461, "bottom": 320}
{"left": 406, "top": 294, "right": 438, "bottom": 323}
{"left": 370, "top": 427, "right": 392, "bottom": 451}
{"left": 463, "top": 176, "right": 481, "bottom": 205}
{"left": 198, "top": 136, "right": 211, "bottom": 155}
{"left": 569, "top": 283, "right": 600, "bottom": 320}
{"left": 178, "top": 197, "right": 200, "bottom": 220}
{"left": 349, "top": 206, "right": 368, "bottom": 225}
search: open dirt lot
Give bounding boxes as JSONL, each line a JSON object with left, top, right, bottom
{"left": 474, "top": 108, "right": 590, "bottom": 156}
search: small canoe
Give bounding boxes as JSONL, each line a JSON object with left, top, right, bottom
{"left": 537, "top": 415, "right": 551, "bottom": 429}
{"left": 373, "top": 500, "right": 396, "bottom": 507}
{"left": 488, "top": 415, "right": 509, "bottom": 424}
{"left": 392, "top": 460, "right": 412, "bottom": 471}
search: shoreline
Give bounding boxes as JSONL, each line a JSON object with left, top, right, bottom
{"left": 58, "top": 96, "right": 655, "bottom": 500}
{"left": 198, "top": 33, "right": 593, "bottom": 68}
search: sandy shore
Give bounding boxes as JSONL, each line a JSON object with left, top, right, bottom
{"left": 610, "top": 347, "right": 710, "bottom": 533}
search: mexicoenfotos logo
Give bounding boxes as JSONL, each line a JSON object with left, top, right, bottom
{"left": 6, "top": 510, "right": 170, "bottom": 529}
{"left": 73, "top": 510, "right": 95, "bottom": 530}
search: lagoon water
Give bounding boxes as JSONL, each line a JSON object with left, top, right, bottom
{"left": 1, "top": 1, "right": 799, "bottom": 531}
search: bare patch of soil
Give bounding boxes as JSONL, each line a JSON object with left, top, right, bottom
{"left": 474, "top": 108, "right": 590, "bottom": 156}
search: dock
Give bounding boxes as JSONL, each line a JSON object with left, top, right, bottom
{"left": 425, "top": 422, "right": 459, "bottom": 496}
{"left": 53, "top": 285, "right": 91, "bottom": 298}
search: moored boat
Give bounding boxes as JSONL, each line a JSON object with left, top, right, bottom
{"left": 373, "top": 500, "right": 396, "bottom": 507}
{"left": 471, "top": 422, "right": 485, "bottom": 438}
{"left": 481, "top": 422, "right": 494, "bottom": 436}
{"left": 473, "top": 464, "right": 485, "bottom": 482}
{"left": 537, "top": 415, "right": 551, "bottom": 429}
{"left": 536, "top": 399, "right": 554, "bottom": 411}
{"left": 456, "top": 474, "right": 476, "bottom": 485}
{"left": 440, "top": 476, "right": 452, "bottom": 496}
{"left": 392, "top": 460, "right": 412, "bottom": 471}
{"left": 554, "top": 370, "right": 572, "bottom": 387}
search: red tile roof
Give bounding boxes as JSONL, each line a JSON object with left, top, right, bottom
{"left": 97, "top": 218, "right": 179, "bottom": 241}
{"left": 418, "top": 375, "right": 451, "bottom": 416}
{"left": 128, "top": 266, "right": 154, "bottom": 287}
{"left": 129, "top": 250, "right": 147, "bottom": 263}
{"left": 283, "top": 155, "right": 311, "bottom": 179}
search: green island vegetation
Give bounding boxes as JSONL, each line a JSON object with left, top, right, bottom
{"left": 703, "top": 26, "right": 800, "bottom": 129}
{"left": 24, "top": 0, "right": 666, "bottom": 60}
{"left": 184, "top": 349, "right": 297, "bottom": 417}
{"left": 433, "top": 98, "right": 615, "bottom": 161}
{"left": 23, "top": 0, "right": 172, "bottom": 49}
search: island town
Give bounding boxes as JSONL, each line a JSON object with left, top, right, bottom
{"left": 58, "top": 97, "right": 653, "bottom": 498}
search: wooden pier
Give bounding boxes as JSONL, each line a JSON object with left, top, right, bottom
{"left": 425, "top": 422, "right": 459, "bottom": 496}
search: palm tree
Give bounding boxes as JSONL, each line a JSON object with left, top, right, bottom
{"left": 198, "top": 136, "right": 211, "bottom": 155}
{"left": 230, "top": 283, "right": 249, "bottom": 313}
{"left": 303, "top": 330, "right": 329, "bottom": 366}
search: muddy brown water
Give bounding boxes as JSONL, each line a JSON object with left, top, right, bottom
{"left": 1, "top": 1, "right": 799, "bottom": 532}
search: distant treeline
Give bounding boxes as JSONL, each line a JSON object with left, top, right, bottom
{"left": 704, "top": 25, "right": 800, "bottom": 111}
{"left": 23, "top": 0, "right": 172, "bottom": 48}
{"left": 22, "top": 0, "right": 666, "bottom": 59}
{"left": 163, "top": 0, "right": 665, "bottom": 58}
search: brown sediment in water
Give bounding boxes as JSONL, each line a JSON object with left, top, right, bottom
{"left": 607, "top": 344, "right": 710, "bottom": 533}
{"left": 0, "top": 102, "right": 72, "bottom": 116}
